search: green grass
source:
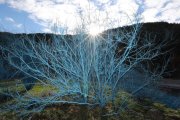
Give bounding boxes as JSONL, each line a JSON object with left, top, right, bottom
{"left": 27, "top": 83, "right": 58, "bottom": 97}
{"left": 0, "top": 80, "right": 180, "bottom": 120}
{"left": 0, "top": 79, "right": 25, "bottom": 93}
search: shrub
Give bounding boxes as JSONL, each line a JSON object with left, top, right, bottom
{"left": 0, "top": 17, "right": 170, "bottom": 116}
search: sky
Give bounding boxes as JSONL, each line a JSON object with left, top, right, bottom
{"left": 0, "top": 0, "right": 179, "bottom": 34}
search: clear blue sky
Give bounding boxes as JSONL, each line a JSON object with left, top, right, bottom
{"left": 0, "top": 0, "right": 179, "bottom": 33}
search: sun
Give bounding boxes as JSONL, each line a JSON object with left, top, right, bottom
{"left": 88, "top": 24, "right": 103, "bottom": 36}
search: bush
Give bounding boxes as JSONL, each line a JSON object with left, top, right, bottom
{"left": 0, "top": 17, "right": 170, "bottom": 116}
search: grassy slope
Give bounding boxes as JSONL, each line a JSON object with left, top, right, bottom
{"left": 0, "top": 80, "right": 180, "bottom": 120}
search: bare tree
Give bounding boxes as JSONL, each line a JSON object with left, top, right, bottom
{"left": 0, "top": 23, "right": 170, "bottom": 116}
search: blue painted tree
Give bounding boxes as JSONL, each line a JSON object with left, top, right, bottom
{"left": 0, "top": 22, "right": 170, "bottom": 116}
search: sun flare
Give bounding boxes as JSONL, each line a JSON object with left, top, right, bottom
{"left": 88, "top": 24, "right": 103, "bottom": 36}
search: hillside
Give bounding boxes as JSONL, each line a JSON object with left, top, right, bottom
{"left": 0, "top": 22, "right": 180, "bottom": 80}
{"left": 0, "top": 22, "right": 180, "bottom": 119}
